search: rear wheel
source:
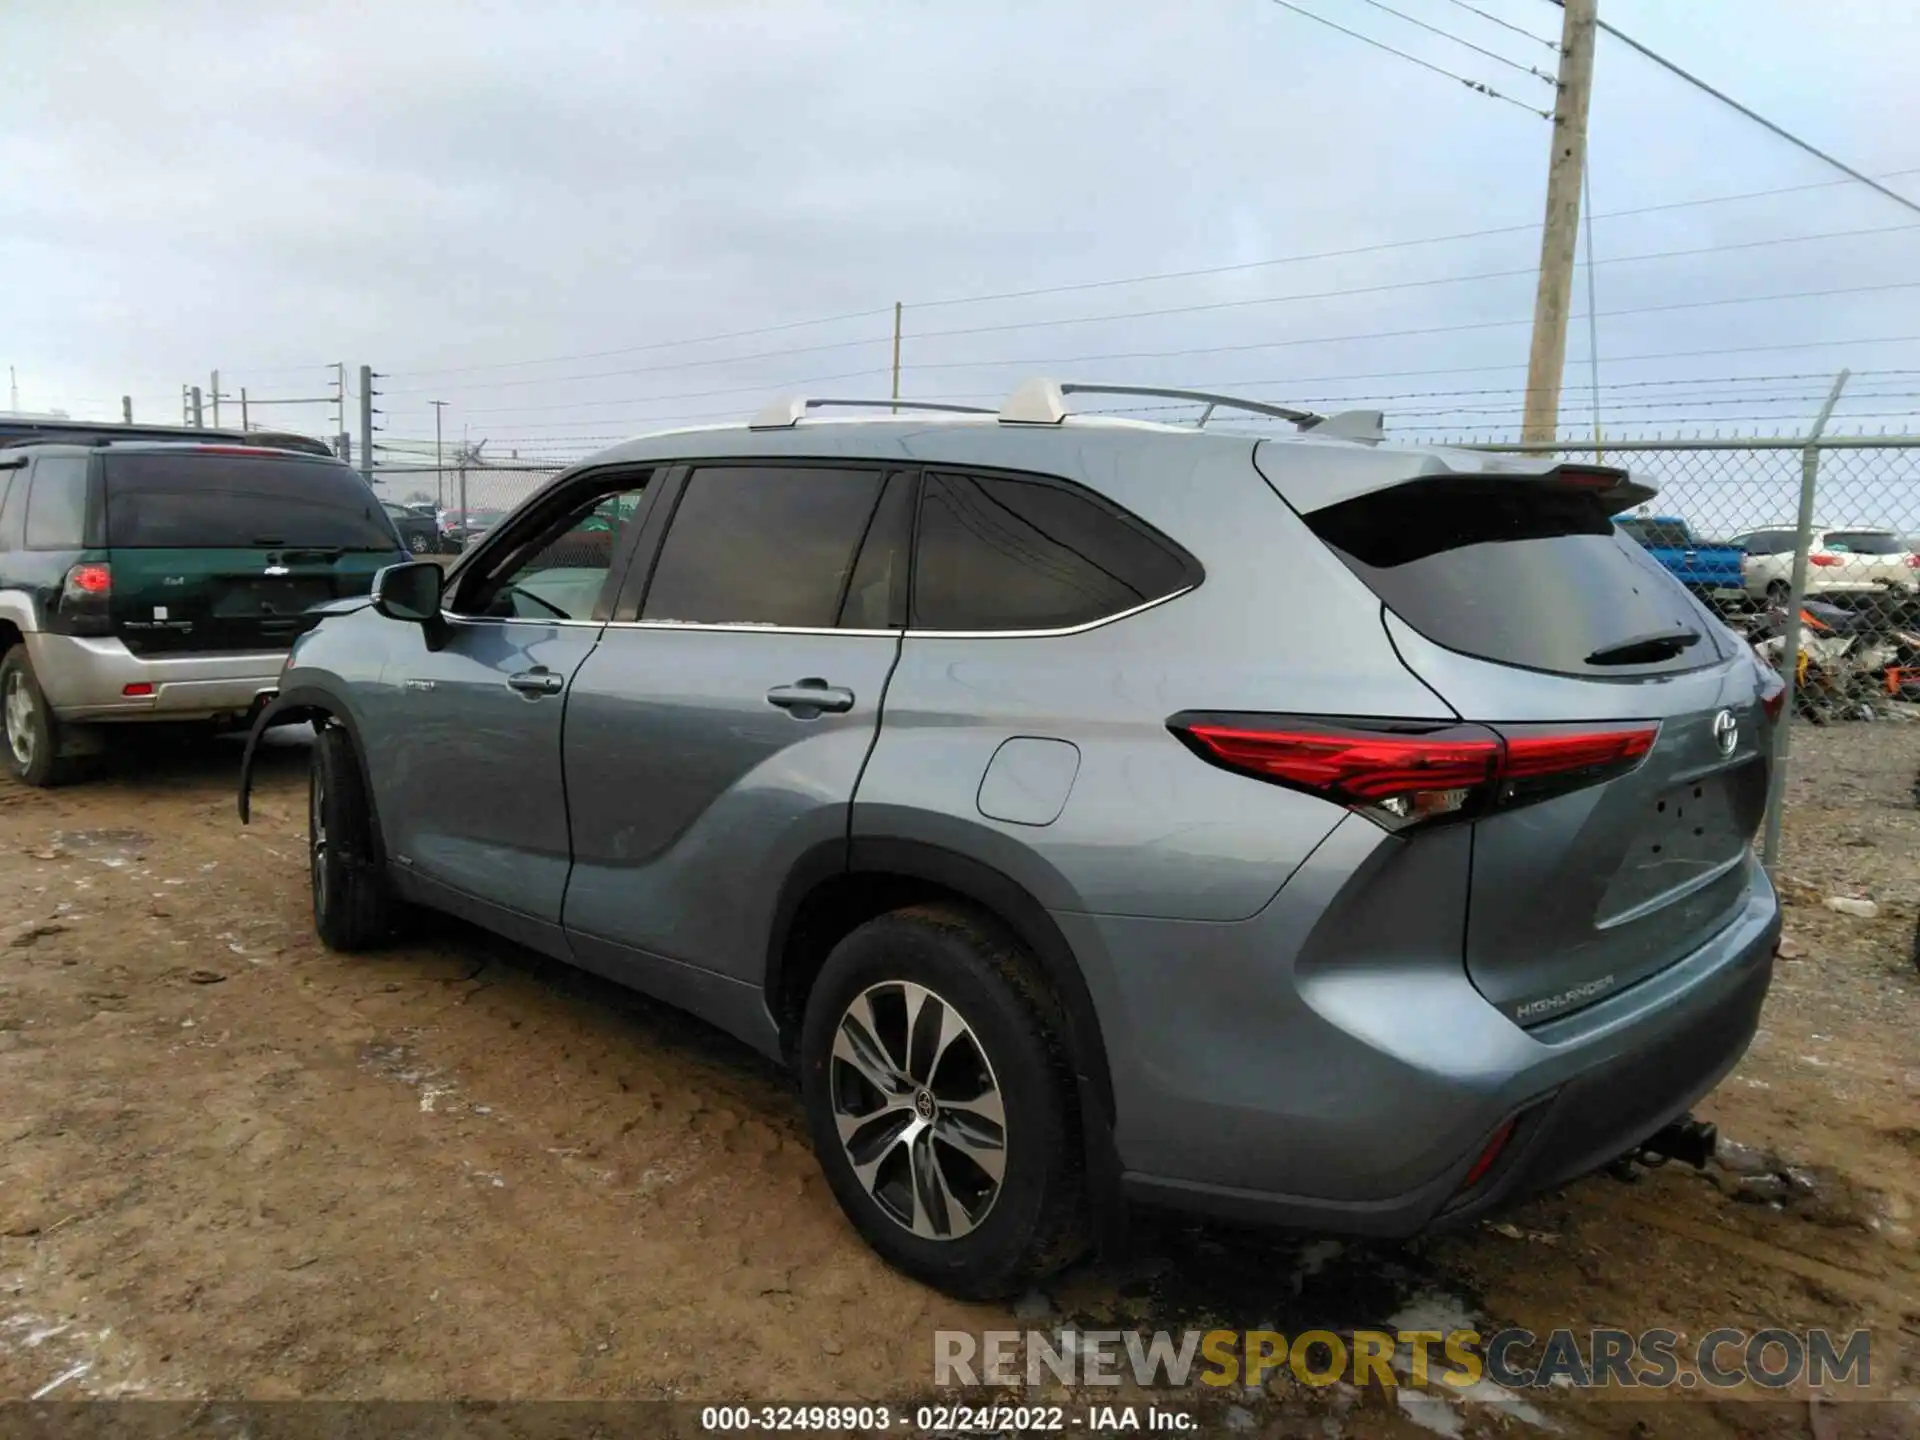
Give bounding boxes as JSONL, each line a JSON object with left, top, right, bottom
{"left": 407, "top": 531, "right": 432, "bottom": 554}
{"left": 309, "top": 723, "right": 392, "bottom": 950}
{"left": 798, "top": 904, "right": 1089, "bottom": 1299}
{"left": 1, "top": 645, "right": 78, "bottom": 787}
{"left": 1765, "top": 579, "right": 1791, "bottom": 606}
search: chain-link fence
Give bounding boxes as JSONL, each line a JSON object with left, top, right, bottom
{"left": 1471, "top": 435, "right": 1920, "bottom": 868}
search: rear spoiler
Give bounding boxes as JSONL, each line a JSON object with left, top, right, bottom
{"left": 1254, "top": 441, "right": 1658, "bottom": 514}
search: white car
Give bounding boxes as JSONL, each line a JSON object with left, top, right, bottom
{"left": 1725, "top": 526, "right": 1919, "bottom": 605}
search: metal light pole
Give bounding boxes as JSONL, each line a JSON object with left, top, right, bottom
{"left": 431, "top": 400, "right": 448, "bottom": 509}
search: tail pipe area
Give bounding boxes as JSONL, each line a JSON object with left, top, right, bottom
{"left": 1636, "top": 1115, "right": 1718, "bottom": 1170}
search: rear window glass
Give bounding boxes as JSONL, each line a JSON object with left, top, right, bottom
{"left": 1617, "top": 518, "right": 1692, "bottom": 548}
{"left": 1822, "top": 530, "right": 1904, "bottom": 555}
{"left": 1305, "top": 477, "right": 1724, "bottom": 676}
{"left": 103, "top": 453, "right": 399, "bottom": 550}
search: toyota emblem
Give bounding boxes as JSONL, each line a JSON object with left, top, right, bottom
{"left": 1712, "top": 709, "right": 1739, "bottom": 758}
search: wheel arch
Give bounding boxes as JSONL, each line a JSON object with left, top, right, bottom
{"left": 235, "top": 683, "right": 387, "bottom": 866}
{"left": 766, "top": 836, "right": 1116, "bottom": 1126}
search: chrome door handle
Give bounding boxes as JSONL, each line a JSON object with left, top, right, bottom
{"left": 766, "top": 679, "right": 855, "bottom": 716}
{"left": 507, "top": 667, "right": 565, "bottom": 697}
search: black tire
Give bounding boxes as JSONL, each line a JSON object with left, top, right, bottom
{"left": 309, "top": 723, "right": 392, "bottom": 950}
{"left": 1766, "top": 579, "right": 1791, "bottom": 606}
{"left": 0, "top": 645, "right": 79, "bottom": 787}
{"left": 407, "top": 531, "right": 431, "bottom": 554}
{"left": 799, "top": 904, "right": 1089, "bottom": 1299}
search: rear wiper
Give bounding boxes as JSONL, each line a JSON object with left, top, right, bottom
{"left": 1585, "top": 629, "right": 1702, "bottom": 666}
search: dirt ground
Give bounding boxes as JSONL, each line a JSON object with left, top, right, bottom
{"left": 0, "top": 721, "right": 1915, "bottom": 1437}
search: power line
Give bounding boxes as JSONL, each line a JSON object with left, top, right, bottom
{"left": 1439, "top": 0, "right": 1559, "bottom": 50}
{"left": 1548, "top": 3, "right": 1920, "bottom": 218}
{"left": 1348, "top": 0, "right": 1555, "bottom": 83}
{"left": 898, "top": 279, "right": 1920, "bottom": 375}
{"left": 389, "top": 211, "right": 1920, "bottom": 404}
{"left": 897, "top": 220, "right": 1920, "bottom": 347}
{"left": 909, "top": 166, "right": 1920, "bottom": 310}
{"left": 383, "top": 305, "right": 893, "bottom": 380}
{"left": 1263, "top": 0, "right": 1550, "bottom": 117}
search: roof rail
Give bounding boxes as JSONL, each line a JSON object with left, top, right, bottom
{"left": 748, "top": 396, "right": 994, "bottom": 430}
{"left": 996, "top": 379, "right": 1385, "bottom": 444}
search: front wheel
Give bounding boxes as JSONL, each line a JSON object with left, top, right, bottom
{"left": 799, "top": 905, "right": 1089, "bottom": 1299}
{"left": 309, "top": 724, "right": 393, "bottom": 950}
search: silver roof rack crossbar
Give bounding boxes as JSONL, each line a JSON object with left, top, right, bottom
{"left": 748, "top": 396, "right": 994, "bottom": 430}
{"left": 998, "top": 379, "right": 1319, "bottom": 427}
{"left": 997, "top": 378, "right": 1387, "bottom": 445}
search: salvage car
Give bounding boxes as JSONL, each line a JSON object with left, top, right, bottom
{"left": 2, "top": 438, "right": 405, "bottom": 785}
{"left": 238, "top": 382, "right": 1783, "bottom": 1298}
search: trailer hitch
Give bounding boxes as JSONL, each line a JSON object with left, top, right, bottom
{"left": 1635, "top": 1115, "right": 1719, "bottom": 1170}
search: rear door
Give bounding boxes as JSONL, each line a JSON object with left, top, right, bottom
{"left": 1295, "top": 469, "right": 1770, "bottom": 1025}
{"left": 560, "top": 462, "right": 910, "bottom": 984}
{"left": 100, "top": 450, "right": 404, "bottom": 654}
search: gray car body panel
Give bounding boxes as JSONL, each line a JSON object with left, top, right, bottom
{"left": 258, "top": 411, "right": 1779, "bottom": 1236}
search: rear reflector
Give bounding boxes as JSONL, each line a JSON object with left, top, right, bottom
{"left": 122, "top": 682, "right": 155, "bottom": 698}
{"left": 1809, "top": 553, "right": 1843, "bottom": 567}
{"left": 1169, "top": 714, "right": 1659, "bottom": 830}
{"left": 1460, "top": 1118, "right": 1516, "bottom": 1192}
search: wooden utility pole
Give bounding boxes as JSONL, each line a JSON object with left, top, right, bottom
{"left": 1521, "top": 0, "right": 1598, "bottom": 443}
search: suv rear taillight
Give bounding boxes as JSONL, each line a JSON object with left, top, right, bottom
{"left": 58, "top": 562, "right": 113, "bottom": 636}
{"left": 1168, "top": 714, "right": 1657, "bottom": 831}
{"left": 1809, "top": 553, "right": 1843, "bottom": 567}
{"left": 1757, "top": 663, "right": 1787, "bottom": 724}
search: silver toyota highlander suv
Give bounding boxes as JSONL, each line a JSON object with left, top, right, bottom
{"left": 237, "top": 381, "right": 1783, "bottom": 1298}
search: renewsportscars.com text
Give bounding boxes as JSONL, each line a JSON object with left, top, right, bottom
{"left": 934, "top": 1327, "right": 1874, "bottom": 1392}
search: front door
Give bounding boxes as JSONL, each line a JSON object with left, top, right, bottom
{"left": 377, "top": 475, "right": 655, "bottom": 942}
{"left": 561, "top": 463, "right": 913, "bottom": 982}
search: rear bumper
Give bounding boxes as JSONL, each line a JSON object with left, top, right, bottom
{"left": 1060, "top": 820, "right": 1780, "bottom": 1236}
{"left": 25, "top": 632, "right": 285, "bottom": 722}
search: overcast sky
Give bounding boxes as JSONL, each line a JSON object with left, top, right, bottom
{"left": 4, "top": 0, "right": 1918, "bottom": 474}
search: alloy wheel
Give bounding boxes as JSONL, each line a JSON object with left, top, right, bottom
{"left": 4, "top": 671, "right": 35, "bottom": 769}
{"left": 828, "top": 980, "right": 1007, "bottom": 1241}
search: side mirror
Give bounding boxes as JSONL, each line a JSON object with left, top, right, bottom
{"left": 371, "top": 560, "right": 444, "bottom": 624}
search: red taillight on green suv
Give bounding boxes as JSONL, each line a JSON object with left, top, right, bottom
{"left": 57, "top": 560, "right": 114, "bottom": 636}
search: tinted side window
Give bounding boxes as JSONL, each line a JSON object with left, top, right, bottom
{"left": 642, "top": 466, "right": 885, "bottom": 627}
{"left": 25, "top": 457, "right": 90, "bottom": 548}
{"left": 838, "top": 471, "right": 915, "bottom": 629}
{"left": 912, "top": 472, "right": 1194, "bottom": 632}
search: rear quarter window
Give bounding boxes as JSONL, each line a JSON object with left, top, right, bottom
{"left": 911, "top": 471, "right": 1197, "bottom": 631}
{"left": 102, "top": 453, "right": 399, "bottom": 550}
{"left": 1306, "top": 476, "right": 1725, "bottom": 677}
{"left": 24, "top": 456, "right": 91, "bottom": 548}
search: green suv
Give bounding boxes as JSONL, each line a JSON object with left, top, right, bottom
{"left": 0, "top": 438, "right": 406, "bottom": 784}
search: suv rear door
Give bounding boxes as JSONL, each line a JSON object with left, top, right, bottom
{"left": 559, "top": 462, "right": 911, "bottom": 993}
{"left": 100, "top": 449, "right": 403, "bottom": 654}
{"left": 1271, "top": 458, "right": 1770, "bottom": 1026}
